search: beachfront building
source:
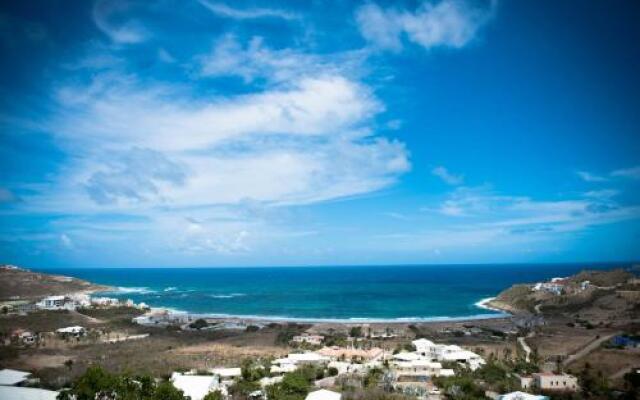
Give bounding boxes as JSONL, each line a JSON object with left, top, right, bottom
{"left": 305, "top": 389, "right": 342, "bottom": 400}
{"left": 520, "top": 373, "right": 578, "bottom": 392}
{"left": 292, "top": 333, "right": 325, "bottom": 346}
{"left": 498, "top": 391, "right": 549, "bottom": 400}
{"left": 170, "top": 372, "right": 226, "bottom": 400}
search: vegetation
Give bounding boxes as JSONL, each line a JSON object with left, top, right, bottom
{"left": 57, "top": 365, "right": 187, "bottom": 400}
{"left": 265, "top": 365, "right": 320, "bottom": 400}
{"left": 189, "top": 318, "right": 208, "bottom": 330}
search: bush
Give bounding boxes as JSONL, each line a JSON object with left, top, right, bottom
{"left": 189, "top": 318, "right": 208, "bottom": 330}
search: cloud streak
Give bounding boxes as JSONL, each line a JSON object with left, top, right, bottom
{"left": 355, "top": 0, "right": 495, "bottom": 52}
{"left": 198, "top": 1, "right": 300, "bottom": 21}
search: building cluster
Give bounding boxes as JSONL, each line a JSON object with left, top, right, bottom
{"left": 531, "top": 277, "right": 592, "bottom": 296}
{"left": 1, "top": 293, "right": 149, "bottom": 316}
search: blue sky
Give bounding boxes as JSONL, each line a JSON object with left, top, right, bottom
{"left": 1, "top": 0, "right": 639, "bottom": 267}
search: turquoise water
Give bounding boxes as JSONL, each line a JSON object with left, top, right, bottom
{"left": 35, "top": 263, "right": 629, "bottom": 321}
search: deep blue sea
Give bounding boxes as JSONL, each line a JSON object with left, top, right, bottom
{"left": 34, "top": 263, "right": 630, "bottom": 321}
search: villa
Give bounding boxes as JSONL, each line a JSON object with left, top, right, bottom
{"left": 412, "top": 338, "right": 486, "bottom": 370}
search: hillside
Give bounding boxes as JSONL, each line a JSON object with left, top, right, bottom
{"left": 488, "top": 268, "right": 640, "bottom": 323}
{"left": 0, "top": 265, "right": 109, "bottom": 301}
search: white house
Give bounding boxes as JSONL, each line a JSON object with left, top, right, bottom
{"left": 37, "top": 296, "right": 67, "bottom": 310}
{"left": 56, "top": 326, "right": 86, "bottom": 337}
{"left": 411, "top": 339, "right": 486, "bottom": 370}
{"left": 0, "top": 386, "right": 58, "bottom": 400}
{"left": 0, "top": 369, "right": 31, "bottom": 386}
{"left": 498, "top": 391, "right": 549, "bottom": 400}
{"left": 305, "top": 389, "right": 342, "bottom": 400}
{"left": 520, "top": 373, "right": 578, "bottom": 392}
{"left": 171, "top": 372, "right": 225, "bottom": 400}
{"left": 271, "top": 352, "right": 329, "bottom": 375}
{"left": 211, "top": 367, "right": 242, "bottom": 379}
{"left": 292, "top": 334, "right": 325, "bottom": 346}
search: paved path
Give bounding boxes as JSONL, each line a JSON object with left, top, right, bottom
{"left": 518, "top": 336, "right": 532, "bottom": 362}
{"left": 563, "top": 332, "right": 620, "bottom": 367}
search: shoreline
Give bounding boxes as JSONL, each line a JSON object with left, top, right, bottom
{"left": 139, "top": 298, "right": 512, "bottom": 325}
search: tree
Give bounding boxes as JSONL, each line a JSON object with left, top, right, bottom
{"left": 349, "top": 326, "right": 363, "bottom": 338}
{"left": 153, "top": 381, "right": 186, "bottom": 400}
{"left": 189, "top": 318, "right": 208, "bottom": 330}
{"left": 203, "top": 391, "right": 224, "bottom": 400}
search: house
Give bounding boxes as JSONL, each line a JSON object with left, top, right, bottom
{"left": 305, "top": 389, "right": 342, "bottom": 400}
{"left": 0, "top": 369, "right": 32, "bottom": 386}
{"left": 317, "top": 346, "right": 384, "bottom": 362}
{"left": 56, "top": 326, "right": 86, "bottom": 338}
{"left": 411, "top": 339, "right": 485, "bottom": 370}
{"left": 292, "top": 333, "right": 325, "bottom": 346}
{"left": 0, "top": 386, "right": 58, "bottom": 400}
{"left": 37, "top": 295, "right": 69, "bottom": 310}
{"left": 498, "top": 391, "right": 549, "bottom": 400}
{"left": 16, "top": 331, "right": 37, "bottom": 346}
{"left": 171, "top": 372, "right": 225, "bottom": 400}
{"left": 271, "top": 352, "right": 329, "bottom": 375}
{"left": 520, "top": 373, "right": 578, "bottom": 392}
{"left": 211, "top": 367, "right": 242, "bottom": 379}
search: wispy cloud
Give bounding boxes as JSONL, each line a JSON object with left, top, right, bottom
{"left": 198, "top": 35, "right": 366, "bottom": 84}
{"left": 431, "top": 166, "right": 464, "bottom": 185}
{"left": 576, "top": 170, "right": 608, "bottom": 182}
{"left": 92, "top": 0, "right": 148, "bottom": 44}
{"left": 577, "top": 165, "right": 640, "bottom": 182}
{"left": 198, "top": 0, "right": 299, "bottom": 21}
{"left": 355, "top": 0, "right": 495, "bottom": 52}
{"left": 611, "top": 165, "right": 640, "bottom": 179}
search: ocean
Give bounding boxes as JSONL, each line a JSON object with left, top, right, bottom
{"left": 35, "top": 263, "right": 629, "bottom": 322}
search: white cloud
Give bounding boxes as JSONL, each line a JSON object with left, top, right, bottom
{"left": 34, "top": 70, "right": 410, "bottom": 213}
{"left": 355, "top": 0, "right": 494, "bottom": 52}
{"left": 432, "top": 166, "right": 464, "bottom": 185}
{"left": 198, "top": 0, "right": 299, "bottom": 21}
{"left": 93, "top": 0, "right": 148, "bottom": 44}
{"left": 611, "top": 166, "right": 640, "bottom": 179}
{"left": 198, "top": 35, "right": 366, "bottom": 84}
{"left": 576, "top": 170, "right": 608, "bottom": 182}
{"left": 431, "top": 185, "right": 640, "bottom": 232}
{"left": 60, "top": 233, "right": 73, "bottom": 249}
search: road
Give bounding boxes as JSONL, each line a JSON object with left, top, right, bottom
{"left": 562, "top": 332, "right": 620, "bottom": 367}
